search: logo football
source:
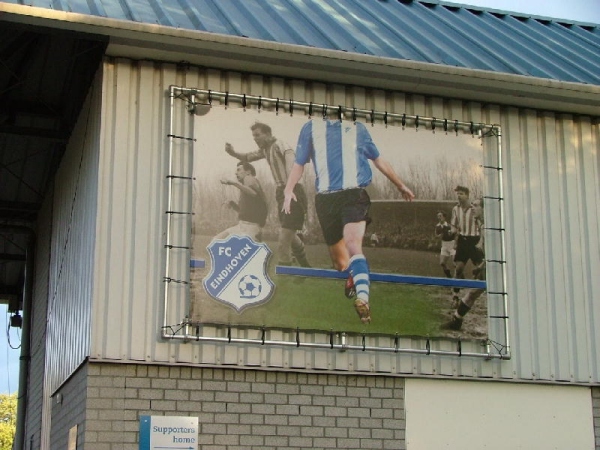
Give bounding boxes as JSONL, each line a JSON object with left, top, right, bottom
{"left": 238, "top": 274, "right": 262, "bottom": 298}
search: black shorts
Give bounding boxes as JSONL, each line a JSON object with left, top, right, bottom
{"left": 454, "top": 235, "right": 484, "bottom": 265}
{"left": 276, "top": 184, "right": 307, "bottom": 231}
{"left": 315, "top": 188, "right": 371, "bottom": 246}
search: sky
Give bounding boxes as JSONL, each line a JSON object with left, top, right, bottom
{"left": 1, "top": 304, "right": 21, "bottom": 394}
{"left": 0, "top": 0, "right": 598, "bottom": 397}
{"left": 441, "top": 0, "right": 600, "bottom": 24}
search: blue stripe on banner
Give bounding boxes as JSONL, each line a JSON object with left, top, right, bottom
{"left": 275, "top": 266, "right": 486, "bottom": 289}
{"left": 190, "top": 259, "right": 205, "bottom": 268}
{"left": 139, "top": 415, "right": 151, "bottom": 450}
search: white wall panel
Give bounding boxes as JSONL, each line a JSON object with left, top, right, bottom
{"left": 91, "top": 58, "right": 600, "bottom": 384}
{"left": 405, "top": 379, "right": 595, "bottom": 449}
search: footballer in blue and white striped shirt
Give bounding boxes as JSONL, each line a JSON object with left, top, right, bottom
{"left": 283, "top": 119, "right": 414, "bottom": 324}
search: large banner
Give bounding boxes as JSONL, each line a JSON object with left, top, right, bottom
{"left": 190, "top": 106, "right": 486, "bottom": 340}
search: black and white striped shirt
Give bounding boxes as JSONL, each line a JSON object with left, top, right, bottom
{"left": 242, "top": 138, "right": 294, "bottom": 187}
{"left": 451, "top": 203, "right": 480, "bottom": 237}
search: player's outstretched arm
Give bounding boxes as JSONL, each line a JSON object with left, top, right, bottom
{"left": 225, "top": 142, "right": 251, "bottom": 161}
{"left": 372, "top": 156, "right": 415, "bottom": 201}
{"left": 221, "top": 177, "right": 259, "bottom": 197}
{"left": 225, "top": 142, "right": 265, "bottom": 163}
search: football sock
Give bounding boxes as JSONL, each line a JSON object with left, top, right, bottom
{"left": 349, "top": 254, "right": 370, "bottom": 303}
{"left": 291, "top": 236, "right": 310, "bottom": 267}
{"left": 453, "top": 270, "right": 464, "bottom": 294}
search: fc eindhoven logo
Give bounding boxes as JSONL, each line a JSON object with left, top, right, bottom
{"left": 203, "top": 235, "right": 274, "bottom": 312}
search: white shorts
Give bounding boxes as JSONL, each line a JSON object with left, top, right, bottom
{"left": 440, "top": 240, "right": 456, "bottom": 257}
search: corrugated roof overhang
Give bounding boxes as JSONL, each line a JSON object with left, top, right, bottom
{"left": 2, "top": 3, "right": 599, "bottom": 116}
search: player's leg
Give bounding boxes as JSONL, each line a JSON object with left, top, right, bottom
{"left": 277, "top": 228, "right": 296, "bottom": 265}
{"left": 344, "top": 221, "right": 371, "bottom": 324}
{"left": 453, "top": 238, "right": 467, "bottom": 297}
{"left": 288, "top": 185, "right": 311, "bottom": 267}
{"left": 345, "top": 221, "right": 368, "bottom": 301}
{"left": 440, "top": 241, "right": 454, "bottom": 277}
{"left": 444, "top": 243, "right": 485, "bottom": 330}
{"left": 277, "top": 185, "right": 310, "bottom": 267}
{"left": 318, "top": 198, "right": 355, "bottom": 295}
{"left": 326, "top": 235, "right": 369, "bottom": 323}
{"left": 328, "top": 236, "right": 355, "bottom": 298}
{"left": 442, "top": 287, "right": 485, "bottom": 330}
{"left": 454, "top": 260, "right": 466, "bottom": 279}
{"left": 340, "top": 189, "right": 371, "bottom": 323}
{"left": 440, "top": 254, "right": 452, "bottom": 278}
{"left": 291, "top": 233, "right": 311, "bottom": 267}
{"left": 327, "top": 240, "right": 349, "bottom": 272}
{"left": 451, "top": 260, "right": 465, "bottom": 305}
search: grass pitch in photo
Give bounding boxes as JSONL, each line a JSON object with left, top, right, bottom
{"left": 190, "top": 234, "right": 488, "bottom": 340}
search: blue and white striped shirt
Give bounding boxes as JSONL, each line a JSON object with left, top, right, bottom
{"left": 295, "top": 120, "right": 380, "bottom": 193}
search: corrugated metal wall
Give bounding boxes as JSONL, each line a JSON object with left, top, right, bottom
{"left": 42, "top": 75, "right": 102, "bottom": 393}
{"left": 501, "top": 109, "right": 600, "bottom": 383}
{"left": 91, "top": 57, "right": 600, "bottom": 384}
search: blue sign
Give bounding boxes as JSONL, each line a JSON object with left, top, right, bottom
{"left": 139, "top": 416, "right": 198, "bottom": 450}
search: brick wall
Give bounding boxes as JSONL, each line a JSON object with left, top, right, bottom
{"left": 51, "top": 363, "right": 88, "bottom": 449}
{"left": 77, "top": 361, "right": 406, "bottom": 449}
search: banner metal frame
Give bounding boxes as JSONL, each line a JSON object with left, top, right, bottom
{"left": 161, "top": 86, "right": 510, "bottom": 361}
